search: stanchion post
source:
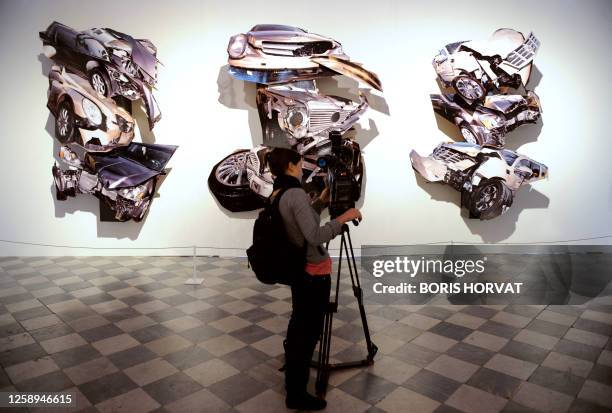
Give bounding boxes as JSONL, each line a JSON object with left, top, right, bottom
{"left": 185, "top": 245, "right": 204, "bottom": 285}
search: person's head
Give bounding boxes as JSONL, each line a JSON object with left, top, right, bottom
{"left": 267, "top": 148, "right": 303, "bottom": 179}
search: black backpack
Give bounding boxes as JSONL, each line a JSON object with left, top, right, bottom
{"left": 246, "top": 187, "right": 306, "bottom": 285}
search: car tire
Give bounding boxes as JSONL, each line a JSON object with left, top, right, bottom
{"left": 466, "top": 179, "right": 513, "bottom": 220}
{"left": 452, "top": 74, "right": 485, "bottom": 102}
{"left": 89, "top": 68, "right": 111, "bottom": 97}
{"left": 55, "top": 100, "right": 75, "bottom": 144}
{"left": 52, "top": 164, "right": 68, "bottom": 201}
{"left": 208, "top": 150, "right": 265, "bottom": 212}
{"left": 459, "top": 123, "right": 481, "bottom": 145}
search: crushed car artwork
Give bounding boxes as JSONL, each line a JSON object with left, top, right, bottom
{"left": 40, "top": 22, "right": 175, "bottom": 222}
{"left": 256, "top": 79, "right": 368, "bottom": 146}
{"left": 210, "top": 24, "right": 381, "bottom": 212}
{"left": 209, "top": 134, "right": 363, "bottom": 212}
{"left": 433, "top": 29, "right": 539, "bottom": 103}
{"left": 40, "top": 21, "right": 161, "bottom": 129}
{"left": 47, "top": 66, "right": 135, "bottom": 152}
{"left": 417, "top": 28, "right": 547, "bottom": 219}
{"left": 410, "top": 142, "right": 548, "bottom": 220}
{"left": 53, "top": 143, "right": 177, "bottom": 222}
{"left": 431, "top": 91, "right": 541, "bottom": 147}
{"left": 431, "top": 28, "right": 541, "bottom": 147}
{"left": 227, "top": 24, "right": 382, "bottom": 91}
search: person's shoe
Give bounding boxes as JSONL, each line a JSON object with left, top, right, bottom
{"left": 285, "top": 392, "right": 327, "bottom": 410}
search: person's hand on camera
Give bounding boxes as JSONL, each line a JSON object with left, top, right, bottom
{"left": 335, "top": 208, "right": 362, "bottom": 224}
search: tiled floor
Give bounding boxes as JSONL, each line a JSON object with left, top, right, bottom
{"left": 0, "top": 256, "right": 611, "bottom": 413}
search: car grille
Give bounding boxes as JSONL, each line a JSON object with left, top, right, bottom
{"left": 307, "top": 100, "right": 351, "bottom": 132}
{"left": 260, "top": 41, "right": 333, "bottom": 57}
{"left": 432, "top": 146, "right": 473, "bottom": 163}
{"left": 505, "top": 32, "right": 540, "bottom": 69}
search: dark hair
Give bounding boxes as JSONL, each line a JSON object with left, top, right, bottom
{"left": 267, "top": 148, "right": 301, "bottom": 177}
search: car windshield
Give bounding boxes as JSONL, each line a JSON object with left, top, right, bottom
{"left": 445, "top": 41, "right": 466, "bottom": 54}
{"left": 288, "top": 80, "right": 316, "bottom": 91}
{"left": 250, "top": 24, "right": 304, "bottom": 32}
{"left": 500, "top": 150, "right": 519, "bottom": 166}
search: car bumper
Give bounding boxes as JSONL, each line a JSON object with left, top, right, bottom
{"left": 410, "top": 150, "right": 447, "bottom": 183}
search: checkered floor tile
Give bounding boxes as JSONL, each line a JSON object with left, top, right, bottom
{"left": 0, "top": 256, "right": 611, "bottom": 412}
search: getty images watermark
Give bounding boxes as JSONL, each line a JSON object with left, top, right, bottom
{"left": 359, "top": 245, "right": 612, "bottom": 305}
{"left": 370, "top": 256, "right": 523, "bottom": 295}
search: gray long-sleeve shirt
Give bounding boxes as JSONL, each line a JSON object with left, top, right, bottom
{"left": 276, "top": 187, "right": 343, "bottom": 264}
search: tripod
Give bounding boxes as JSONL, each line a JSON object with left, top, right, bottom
{"left": 313, "top": 223, "right": 378, "bottom": 396}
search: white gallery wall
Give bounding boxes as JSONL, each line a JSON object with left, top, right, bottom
{"left": 0, "top": 0, "right": 611, "bottom": 256}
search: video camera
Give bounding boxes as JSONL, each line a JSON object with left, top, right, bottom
{"left": 316, "top": 131, "right": 361, "bottom": 219}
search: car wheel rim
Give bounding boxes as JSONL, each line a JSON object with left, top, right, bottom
{"left": 461, "top": 127, "right": 477, "bottom": 144}
{"left": 456, "top": 77, "right": 484, "bottom": 100}
{"left": 216, "top": 152, "right": 248, "bottom": 187}
{"left": 58, "top": 107, "right": 70, "bottom": 137}
{"left": 476, "top": 184, "right": 498, "bottom": 212}
{"left": 92, "top": 74, "right": 106, "bottom": 95}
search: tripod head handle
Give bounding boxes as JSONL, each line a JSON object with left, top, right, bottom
{"left": 341, "top": 220, "right": 359, "bottom": 232}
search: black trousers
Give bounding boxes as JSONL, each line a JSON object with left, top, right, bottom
{"left": 285, "top": 272, "right": 331, "bottom": 396}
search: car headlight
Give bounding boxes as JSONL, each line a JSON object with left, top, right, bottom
{"left": 82, "top": 98, "right": 102, "bottom": 126}
{"left": 119, "top": 182, "right": 151, "bottom": 202}
{"left": 228, "top": 34, "right": 247, "bottom": 59}
{"left": 480, "top": 114, "right": 503, "bottom": 130}
{"left": 284, "top": 107, "right": 308, "bottom": 139}
{"left": 434, "top": 51, "right": 448, "bottom": 64}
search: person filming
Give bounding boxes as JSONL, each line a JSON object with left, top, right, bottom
{"left": 267, "top": 147, "right": 362, "bottom": 411}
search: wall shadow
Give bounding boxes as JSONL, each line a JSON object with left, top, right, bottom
{"left": 462, "top": 185, "right": 550, "bottom": 242}
{"left": 433, "top": 113, "right": 463, "bottom": 142}
{"left": 526, "top": 65, "right": 542, "bottom": 90}
{"left": 132, "top": 100, "right": 157, "bottom": 144}
{"left": 216, "top": 65, "right": 262, "bottom": 147}
{"left": 414, "top": 170, "right": 550, "bottom": 242}
{"left": 503, "top": 119, "right": 544, "bottom": 151}
{"left": 206, "top": 186, "right": 261, "bottom": 220}
{"left": 414, "top": 172, "right": 462, "bottom": 209}
{"left": 316, "top": 75, "right": 389, "bottom": 116}
{"left": 38, "top": 53, "right": 52, "bottom": 78}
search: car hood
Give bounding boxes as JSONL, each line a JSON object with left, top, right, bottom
{"left": 462, "top": 29, "right": 526, "bottom": 58}
{"left": 311, "top": 56, "right": 382, "bottom": 91}
{"left": 247, "top": 30, "right": 336, "bottom": 47}
{"left": 88, "top": 27, "right": 160, "bottom": 82}
{"left": 106, "top": 29, "right": 159, "bottom": 81}
{"left": 483, "top": 95, "right": 528, "bottom": 114}
{"left": 442, "top": 142, "right": 484, "bottom": 157}
{"left": 90, "top": 142, "right": 177, "bottom": 189}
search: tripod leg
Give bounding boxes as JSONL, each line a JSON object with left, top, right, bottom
{"left": 344, "top": 229, "right": 378, "bottom": 362}
{"left": 314, "top": 232, "right": 345, "bottom": 397}
{"left": 315, "top": 310, "right": 333, "bottom": 396}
